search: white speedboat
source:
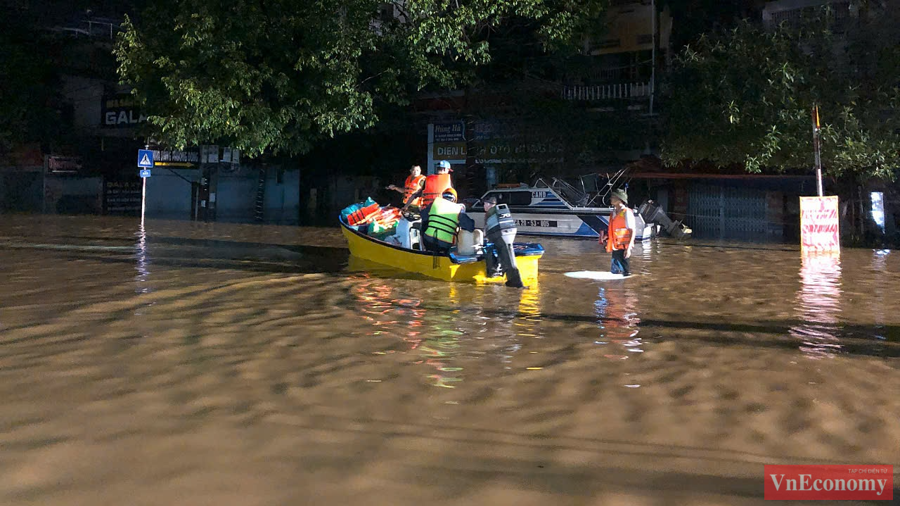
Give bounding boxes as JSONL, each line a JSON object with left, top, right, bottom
{"left": 466, "top": 178, "right": 651, "bottom": 239}
{"left": 466, "top": 177, "right": 691, "bottom": 240}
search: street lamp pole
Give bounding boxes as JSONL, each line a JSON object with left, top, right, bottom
{"left": 812, "top": 105, "right": 824, "bottom": 197}
{"left": 649, "top": 0, "right": 656, "bottom": 117}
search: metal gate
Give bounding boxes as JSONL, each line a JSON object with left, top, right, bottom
{"left": 687, "top": 184, "right": 769, "bottom": 240}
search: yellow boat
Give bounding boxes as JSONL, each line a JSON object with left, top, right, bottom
{"left": 340, "top": 215, "right": 543, "bottom": 285}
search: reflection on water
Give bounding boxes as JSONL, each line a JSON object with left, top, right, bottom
{"left": 594, "top": 285, "right": 642, "bottom": 362}
{"left": 871, "top": 249, "right": 890, "bottom": 340}
{"left": 420, "top": 284, "right": 465, "bottom": 388}
{"left": 349, "top": 274, "right": 547, "bottom": 388}
{"left": 791, "top": 253, "right": 842, "bottom": 358}
{"left": 513, "top": 286, "right": 541, "bottom": 340}
{"left": 351, "top": 276, "right": 466, "bottom": 388}
{"left": 134, "top": 221, "right": 151, "bottom": 295}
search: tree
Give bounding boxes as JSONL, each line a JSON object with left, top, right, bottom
{"left": 660, "top": 4, "right": 900, "bottom": 180}
{"left": 114, "top": 0, "right": 607, "bottom": 157}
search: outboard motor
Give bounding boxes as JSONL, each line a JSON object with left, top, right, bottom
{"left": 484, "top": 204, "right": 524, "bottom": 288}
{"left": 637, "top": 200, "right": 692, "bottom": 240}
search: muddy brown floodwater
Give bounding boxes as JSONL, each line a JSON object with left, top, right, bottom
{"left": 0, "top": 215, "right": 897, "bottom": 506}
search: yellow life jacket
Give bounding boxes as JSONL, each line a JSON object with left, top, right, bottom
{"left": 424, "top": 197, "right": 461, "bottom": 245}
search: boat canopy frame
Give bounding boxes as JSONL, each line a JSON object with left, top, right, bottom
{"left": 531, "top": 167, "right": 633, "bottom": 208}
{"left": 476, "top": 167, "right": 636, "bottom": 210}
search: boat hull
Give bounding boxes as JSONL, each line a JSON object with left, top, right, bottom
{"left": 340, "top": 221, "right": 541, "bottom": 285}
{"left": 468, "top": 209, "right": 657, "bottom": 240}
{"left": 472, "top": 183, "right": 662, "bottom": 240}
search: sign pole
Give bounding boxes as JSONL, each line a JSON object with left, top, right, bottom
{"left": 812, "top": 105, "right": 824, "bottom": 197}
{"left": 141, "top": 176, "right": 146, "bottom": 224}
{"left": 137, "top": 148, "right": 154, "bottom": 223}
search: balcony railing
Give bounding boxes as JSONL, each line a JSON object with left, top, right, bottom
{"left": 48, "top": 19, "right": 122, "bottom": 40}
{"left": 561, "top": 82, "right": 652, "bottom": 101}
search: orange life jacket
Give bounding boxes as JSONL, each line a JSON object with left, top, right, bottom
{"left": 348, "top": 202, "right": 380, "bottom": 226}
{"left": 606, "top": 208, "right": 634, "bottom": 252}
{"left": 372, "top": 207, "right": 401, "bottom": 227}
{"left": 421, "top": 174, "right": 452, "bottom": 207}
{"left": 403, "top": 175, "right": 426, "bottom": 208}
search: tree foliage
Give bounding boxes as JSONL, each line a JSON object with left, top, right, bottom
{"left": 115, "top": 0, "right": 607, "bottom": 157}
{"left": 661, "top": 4, "right": 900, "bottom": 179}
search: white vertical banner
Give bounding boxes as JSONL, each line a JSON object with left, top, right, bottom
{"left": 800, "top": 196, "right": 840, "bottom": 254}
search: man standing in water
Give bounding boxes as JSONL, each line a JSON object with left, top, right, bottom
{"left": 600, "top": 188, "right": 636, "bottom": 277}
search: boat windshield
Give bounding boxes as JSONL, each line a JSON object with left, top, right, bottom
{"left": 550, "top": 178, "right": 591, "bottom": 206}
{"left": 533, "top": 177, "right": 593, "bottom": 207}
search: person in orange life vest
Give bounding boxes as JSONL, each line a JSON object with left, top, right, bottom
{"left": 599, "top": 188, "right": 636, "bottom": 276}
{"left": 402, "top": 160, "right": 454, "bottom": 212}
{"left": 387, "top": 165, "right": 426, "bottom": 210}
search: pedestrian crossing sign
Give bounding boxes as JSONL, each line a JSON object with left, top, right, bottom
{"left": 137, "top": 149, "right": 154, "bottom": 168}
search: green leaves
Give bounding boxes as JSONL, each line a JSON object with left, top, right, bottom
{"left": 662, "top": 5, "right": 900, "bottom": 180}
{"left": 116, "top": 0, "right": 604, "bottom": 156}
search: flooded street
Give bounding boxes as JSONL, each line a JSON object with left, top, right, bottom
{"left": 0, "top": 215, "right": 897, "bottom": 505}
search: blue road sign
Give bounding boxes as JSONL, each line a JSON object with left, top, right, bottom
{"left": 139, "top": 169, "right": 151, "bottom": 178}
{"left": 137, "top": 149, "right": 154, "bottom": 168}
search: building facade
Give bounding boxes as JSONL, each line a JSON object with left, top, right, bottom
{"left": 0, "top": 10, "right": 302, "bottom": 223}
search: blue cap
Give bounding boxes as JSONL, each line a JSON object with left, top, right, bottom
{"left": 438, "top": 160, "right": 451, "bottom": 170}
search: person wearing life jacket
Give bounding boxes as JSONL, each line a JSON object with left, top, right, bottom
{"left": 387, "top": 165, "right": 426, "bottom": 211}
{"left": 422, "top": 190, "right": 465, "bottom": 254}
{"left": 599, "top": 188, "right": 636, "bottom": 276}
{"left": 402, "top": 160, "right": 454, "bottom": 212}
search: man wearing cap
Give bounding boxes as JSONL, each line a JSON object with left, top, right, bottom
{"left": 600, "top": 188, "right": 636, "bottom": 276}
{"left": 402, "top": 160, "right": 454, "bottom": 212}
{"left": 482, "top": 195, "right": 497, "bottom": 214}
